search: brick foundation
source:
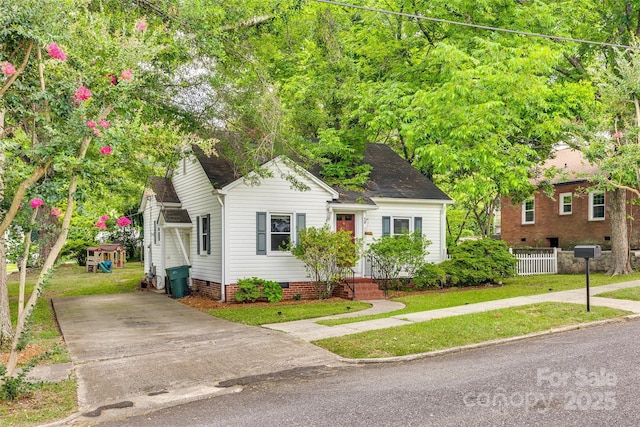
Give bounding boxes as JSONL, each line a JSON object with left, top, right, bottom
{"left": 191, "top": 278, "right": 386, "bottom": 302}
{"left": 191, "top": 278, "right": 222, "bottom": 300}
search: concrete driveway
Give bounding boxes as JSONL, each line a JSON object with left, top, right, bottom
{"left": 53, "top": 293, "right": 340, "bottom": 424}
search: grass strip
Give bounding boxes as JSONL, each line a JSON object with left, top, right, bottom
{"left": 597, "top": 286, "right": 640, "bottom": 301}
{"left": 0, "top": 380, "right": 77, "bottom": 427}
{"left": 317, "top": 272, "right": 640, "bottom": 327}
{"left": 314, "top": 302, "right": 630, "bottom": 359}
{"left": 208, "top": 300, "right": 370, "bottom": 325}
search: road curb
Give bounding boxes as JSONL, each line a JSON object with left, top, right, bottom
{"left": 339, "top": 314, "right": 640, "bottom": 365}
{"left": 41, "top": 385, "right": 243, "bottom": 426}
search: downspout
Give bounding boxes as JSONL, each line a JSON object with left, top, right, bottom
{"left": 216, "top": 194, "right": 226, "bottom": 302}
{"left": 147, "top": 198, "right": 153, "bottom": 280}
{"left": 440, "top": 204, "right": 446, "bottom": 261}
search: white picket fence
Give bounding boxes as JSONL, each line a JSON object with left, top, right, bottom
{"left": 509, "top": 248, "right": 558, "bottom": 276}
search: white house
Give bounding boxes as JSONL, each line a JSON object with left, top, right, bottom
{"left": 139, "top": 143, "right": 452, "bottom": 301}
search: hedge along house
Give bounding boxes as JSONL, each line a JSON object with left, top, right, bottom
{"left": 139, "top": 143, "right": 452, "bottom": 301}
{"left": 500, "top": 146, "right": 640, "bottom": 249}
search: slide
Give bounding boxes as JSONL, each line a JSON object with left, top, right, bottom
{"left": 98, "top": 262, "right": 112, "bottom": 273}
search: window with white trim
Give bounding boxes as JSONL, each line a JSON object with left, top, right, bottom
{"left": 153, "top": 220, "right": 160, "bottom": 244}
{"left": 522, "top": 198, "right": 535, "bottom": 224}
{"left": 382, "top": 216, "right": 423, "bottom": 236}
{"left": 393, "top": 218, "right": 411, "bottom": 235}
{"left": 256, "top": 212, "right": 305, "bottom": 255}
{"left": 270, "top": 213, "right": 292, "bottom": 252}
{"left": 199, "top": 215, "right": 210, "bottom": 254}
{"left": 559, "top": 192, "right": 572, "bottom": 215}
{"left": 589, "top": 191, "right": 605, "bottom": 221}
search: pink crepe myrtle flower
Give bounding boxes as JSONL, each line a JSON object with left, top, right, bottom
{"left": 98, "top": 119, "right": 110, "bottom": 129}
{"left": 51, "top": 207, "right": 63, "bottom": 218}
{"left": 30, "top": 198, "right": 45, "bottom": 209}
{"left": 100, "top": 215, "right": 110, "bottom": 221}
{"left": 86, "top": 120, "right": 97, "bottom": 129}
{"left": 74, "top": 86, "right": 92, "bottom": 102}
{"left": 1, "top": 62, "right": 16, "bottom": 76}
{"left": 93, "top": 128, "right": 103, "bottom": 138}
{"left": 99, "top": 145, "right": 112, "bottom": 155}
{"left": 46, "top": 43, "right": 67, "bottom": 61}
{"left": 117, "top": 216, "right": 132, "bottom": 227}
{"left": 120, "top": 69, "right": 133, "bottom": 81}
{"left": 94, "top": 220, "right": 108, "bottom": 230}
{"left": 613, "top": 132, "right": 623, "bottom": 139}
{"left": 107, "top": 74, "right": 118, "bottom": 85}
{"left": 135, "top": 19, "right": 148, "bottom": 32}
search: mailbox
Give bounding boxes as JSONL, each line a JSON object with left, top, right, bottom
{"left": 574, "top": 245, "right": 602, "bottom": 259}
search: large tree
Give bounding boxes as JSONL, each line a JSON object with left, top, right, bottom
{"left": 0, "top": 0, "right": 197, "bottom": 368}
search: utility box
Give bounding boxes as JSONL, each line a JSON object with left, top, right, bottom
{"left": 574, "top": 245, "right": 602, "bottom": 259}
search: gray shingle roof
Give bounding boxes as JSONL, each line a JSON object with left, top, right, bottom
{"left": 161, "top": 209, "right": 192, "bottom": 224}
{"left": 149, "top": 176, "right": 181, "bottom": 204}
{"left": 192, "top": 142, "right": 451, "bottom": 202}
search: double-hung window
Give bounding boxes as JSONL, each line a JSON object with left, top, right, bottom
{"left": 589, "top": 191, "right": 605, "bottom": 221}
{"left": 153, "top": 220, "right": 161, "bottom": 244}
{"left": 256, "top": 212, "right": 306, "bottom": 255}
{"left": 197, "top": 214, "right": 211, "bottom": 255}
{"left": 382, "top": 216, "right": 423, "bottom": 236}
{"left": 522, "top": 198, "right": 535, "bottom": 224}
{"left": 559, "top": 192, "right": 572, "bottom": 215}
{"left": 270, "top": 214, "right": 291, "bottom": 251}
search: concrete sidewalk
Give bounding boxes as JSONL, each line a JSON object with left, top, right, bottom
{"left": 263, "top": 280, "right": 640, "bottom": 341}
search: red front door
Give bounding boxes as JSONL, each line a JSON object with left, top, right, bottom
{"left": 336, "top": 214, "right": 355, "bottom": 240}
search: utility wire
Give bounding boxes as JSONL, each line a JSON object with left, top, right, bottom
{"left": 312, "top": 0, "right": 640, "bottom": 51}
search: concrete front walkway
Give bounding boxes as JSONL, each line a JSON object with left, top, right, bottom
{"left": 52, "top": 293, "right": 341, "bottom": 424}
{"left": 263, "top": 280, "right": 640, "bottom": 341}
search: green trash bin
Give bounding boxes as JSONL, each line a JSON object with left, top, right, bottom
{"left": 165, "top": 265, "right": 191, "bottom": 298}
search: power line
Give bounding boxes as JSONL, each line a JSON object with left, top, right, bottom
{"left": 312, "top": 0, "right": 640, "bottom": 51}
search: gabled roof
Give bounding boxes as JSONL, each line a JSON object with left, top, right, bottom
{"left": 191, "top": 142, "right": 451, "bottom": 202}
{"left": 87, "top": 244, "right": 125, "bottom": 252}
{"left": 191, "top": 145, "right": 241, "bottom": 189}
{"left": 160, "top": 208, "right": 192, "bottom": 225}
{"left": 355, "top": 143, "right": 451, "bottom": 201}
{"left": 535, "top": 147, "right": 599, "bottom": 185}
{"left": 149, "top": 176, "right": 181, "bottom": 204}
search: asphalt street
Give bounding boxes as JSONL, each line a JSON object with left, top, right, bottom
{"left": 95, "top": 318, "right": 640, "bottom": 427}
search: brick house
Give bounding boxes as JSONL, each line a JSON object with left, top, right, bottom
{"left": 500, "top": 147, "right": 640, "bottom": 249}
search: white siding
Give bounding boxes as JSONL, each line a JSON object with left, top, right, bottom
{"left": 171, "top": 156, "right": 223, "bottom": 284}
{"left": 141, "top": 196, "right": 166, "bottom": 286}
{"left": 225, "top": 160, "right": 335, "bottom": 283}
{"left": 366, "top": 199, "right": 448, "bottom": 263}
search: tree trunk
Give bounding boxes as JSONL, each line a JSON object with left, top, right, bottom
{"left": 607, "top": 188, "right": 632, "bottom": 275}
{"left": 0, "top": 108, "right": 14, "bottom": 346}
{"left": 0, "top": 238, "right": 13, "bottom": 347}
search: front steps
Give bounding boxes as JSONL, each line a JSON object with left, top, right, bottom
{"left": 342, "top": 279, "right": 386, "bottom": 300}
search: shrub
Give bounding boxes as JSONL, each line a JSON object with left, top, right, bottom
{"left": 443, "top": 239, "right": 517, "bottom": 286}
{"left": 234, "top": 278, "right": 263, "bottom": 303}
{"left": 366, "top": 232, "right": 431, "bottom": 291}
{"left": 60, "top": 240, "right": 95, "bottom": 266}
{"left": 292, "top": 226, "right": 360, "bottom": 299}
{"left": 413, "top": 263, "right": 447, "bottom": 289}
{"left": 234, "top": 277, "right": 283, "bottom": 303}
{"left": 262, "top": 280, "right": 283, "bottom": 303}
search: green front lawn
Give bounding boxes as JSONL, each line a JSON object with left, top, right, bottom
{"left": 208, "top": 300, "right": 371, "bottom": 325}
{"left": 314, "top": 303, "right": 630, "bottom": 358}
{"left": 597, "top": 286, "right": 640, "bottom": 301}
{"left": 317, "top": 272, "right": 640, "bottom": 326}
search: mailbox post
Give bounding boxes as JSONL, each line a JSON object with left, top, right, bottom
{"left": 573, "top": 245, "right": 602, "bottom": 312}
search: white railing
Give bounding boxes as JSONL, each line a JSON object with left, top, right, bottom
{"left": 509, "top": 248, "right": 558, "bottom": 276}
